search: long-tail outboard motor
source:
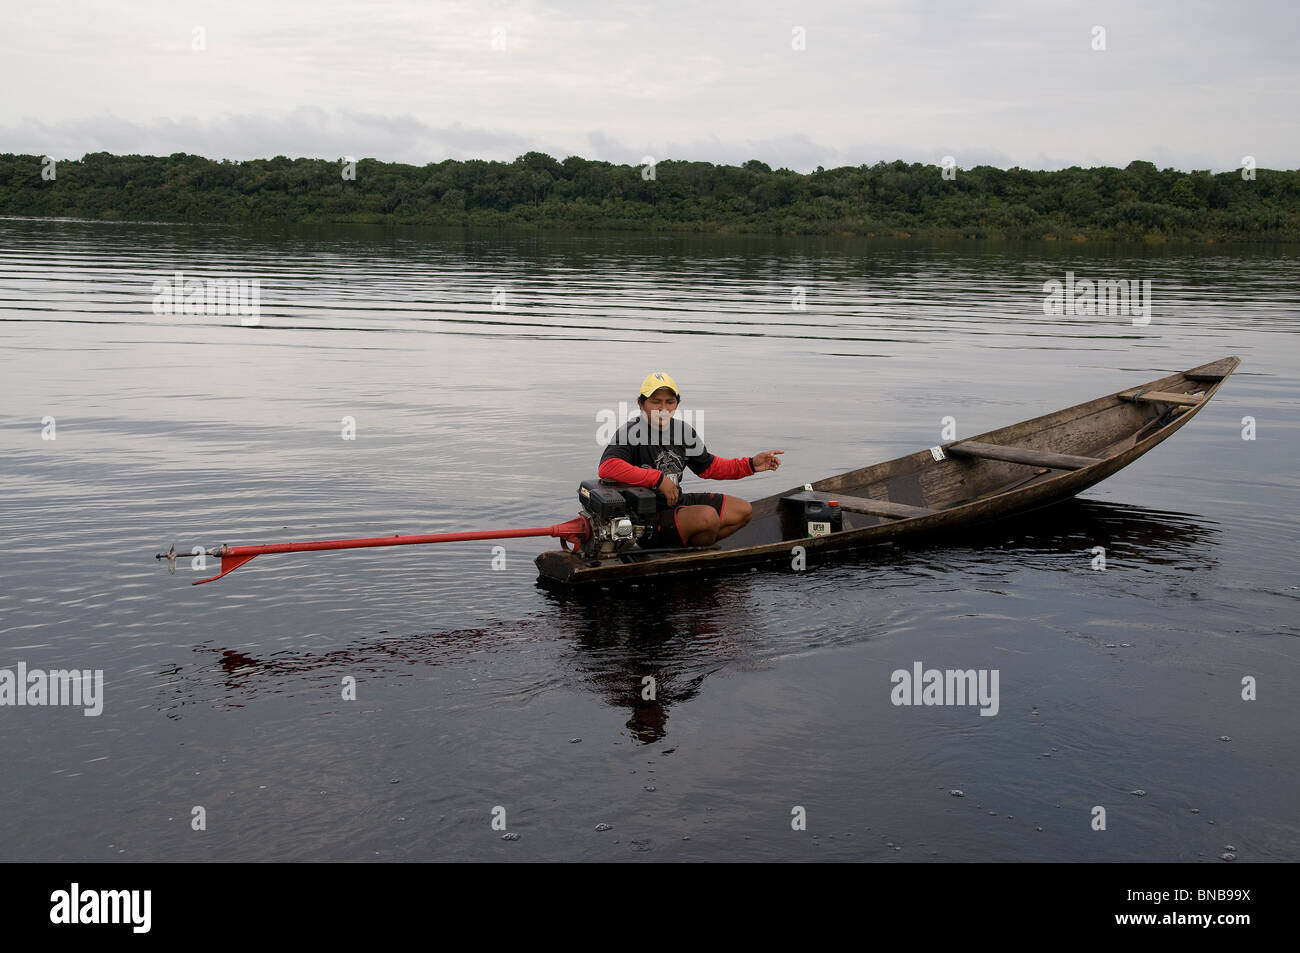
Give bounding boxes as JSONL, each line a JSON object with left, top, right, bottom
{"left": 575, "top": 479, "right": 659, "bottom": 557}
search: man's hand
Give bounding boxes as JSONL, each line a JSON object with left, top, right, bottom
{"left": 658, "top": 474, "right": 680, "bottom": 506}
{"left": 751, "top": 450, "right": 785, "bottom": 473}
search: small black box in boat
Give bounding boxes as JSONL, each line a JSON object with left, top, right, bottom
{"left": 780, "top": 491, "right": 843, "bottom": 537}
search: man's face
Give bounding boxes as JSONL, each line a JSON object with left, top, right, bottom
{"left": 642, "top": 388, "right": 678, "bottom": 429}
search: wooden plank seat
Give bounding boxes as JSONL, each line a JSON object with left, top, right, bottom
{"left": 801, "top": 490, "right": 937, "bottom": 520}
{"left": 946, "top": 441, "right": 1101, "bottom": 471}
{"left": 1120, "top": 389, "right": 1204, "bottom": 407}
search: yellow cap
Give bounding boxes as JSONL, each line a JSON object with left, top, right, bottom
{"left": 639, "top": 371, "right": 680, "bottom": 399}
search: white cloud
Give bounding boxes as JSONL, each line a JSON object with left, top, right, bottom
{"left": 1, "top": 0, "right": 1295, "bottom": 172}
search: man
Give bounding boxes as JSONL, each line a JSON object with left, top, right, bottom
{"left": 597, "top": 371, "right": 784, "bottom": 547}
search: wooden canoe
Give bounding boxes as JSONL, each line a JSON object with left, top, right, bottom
{"left": 534, "top": 356, "right": 1239, "bottom": 585}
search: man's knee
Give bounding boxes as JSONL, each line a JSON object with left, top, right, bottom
{"left": 731, "top": 498, "right": 752, "bottom": 525}
{"left": 682, "top": 506, "right": 720, "bottom": 540}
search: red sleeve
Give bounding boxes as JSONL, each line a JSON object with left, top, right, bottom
{"left": 697, "top": 456, "right": 754, "bottom": 480}
{"left": 597, "top": 457, "right": 661, "bottom": 487}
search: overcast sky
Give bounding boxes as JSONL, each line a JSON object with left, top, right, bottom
{"left": 3, "top": 0, "right": 1296, "bottom": 172}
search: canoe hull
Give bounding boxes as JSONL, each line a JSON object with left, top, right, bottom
{"left": 536, "top": 357, "right": 1239, "bottom": 585}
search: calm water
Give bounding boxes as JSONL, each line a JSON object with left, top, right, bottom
{"left": 0, "top": 217, "right": 1296, "bottom": 861}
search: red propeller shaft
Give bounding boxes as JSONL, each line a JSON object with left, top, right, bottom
{"left": 179, "top": 517, "right": 590, "bottom": 585}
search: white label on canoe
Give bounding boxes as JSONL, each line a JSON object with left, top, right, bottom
{"left": 929, "top": 446, "right": 946, "bottom": 462}
{"left": 807, "top": 521, "right": 831, "bottom": 537}
{"left": 804, "top": 483, "right": 814, "bottom": 492}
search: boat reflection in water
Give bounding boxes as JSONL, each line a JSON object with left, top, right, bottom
{"left": 886, "top": 497, "right": 1223, "bottom": 569}
{"left": 535, "top": 497, "right": 1222, "bottom": 739}
{"left": 537, "top": 573, "right": 763, "bottom": 743}
{"left": 159, "top": 499, "right": 1220, "bottom": 737}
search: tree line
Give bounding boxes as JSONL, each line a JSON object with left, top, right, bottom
{"left": 2, "top": 151, "right": 1297, "bottom": 241}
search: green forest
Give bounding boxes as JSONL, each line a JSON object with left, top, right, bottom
{"left": 2, "top": 151, "right": 1298, "bottom": 242}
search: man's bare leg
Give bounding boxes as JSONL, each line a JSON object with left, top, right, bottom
{"left": 674, "top": 498, "right": 752, "bottom": 545}
{"left": 715, "top": 496, "right": 752, "bottom": 541}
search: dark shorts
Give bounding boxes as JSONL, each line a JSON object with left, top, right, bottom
{"left": 641, "top": 493, "right": 726, "bottom": 548}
